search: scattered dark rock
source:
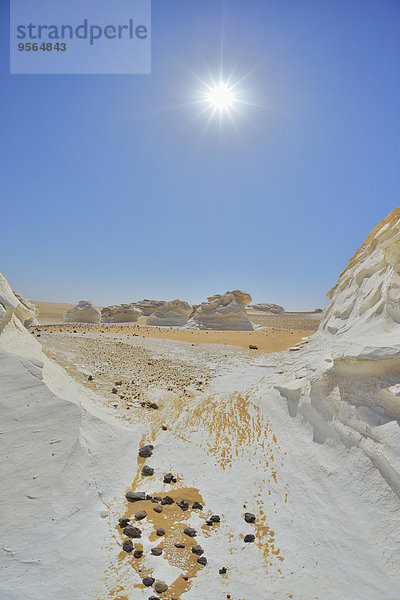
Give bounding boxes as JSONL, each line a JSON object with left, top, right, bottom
{"left": 139, "top": 445, "right": 154, "bottom": 458}
{"left": 146, "top": 494, "right": 153, "bottom": 501}
{"left": 156, "top": 528, "right": 165, "bottom": 536}
{"left": 219, "top": 567, "right": 227, "bottom": 574}
{"left": 141, "top": 465, "right": 155, "bottom": 476}
{"left": 118, "top": 518, "right": 130, "bottom": 528}
{"left": 244, "top": 534, "right": 255, "bottom": 543}
{"left": 175, "top": 543, "right": 185, "bottom": 548}
{"left": 134, "top": 510, "right": 147, "bottom": 520}
{"left": 197, "top": 556, "right": 207, "bottom": 566}
{"left": 149, "top": 402, "right": 158, "bottom": 410}
{"left": 177, "top": 500, "right": 189, "bottom": 511}
{"left": 153, "top": 506, "right": 163, "bottom": 514}
{"left": 161, "top": 425, "right": 167, "bottom": 431}
{"left": 163, "top": 473, "right": 176, "bottom": 484}
{"left": 112, "top": 388, "right": 118, "bottom": 394}
{"left": 123, "top": 525, "right": 142, "bottom": 538}
{"left": 209, "top": 515, "right": 220, "bottom": 523}
{"left": 115, "top": 380, "right": 122, "bottom": 386}
{"left": 126, "top": 491, "right": 146, "bottom": 503}
{"left": 88, "top": 375, "right": 93, "bottom": 381}
{"left": 244, "top": 512, "right": 256, "bottom": 523}
{"left": 151, "top": 547, "right": 162, "bottom": 556}
{"left": 191, "top": 544, "right": 204, "bottom": 556}
{"left": 161, "top": 496, "right": 174, "bottom": 505}
{"left": 154, "top": 496, "right": 162, "bottom": 502}
{"left": 155, "top": 582, "right": 168, "bottom": 594}
{"left": 249, "top": 344, "right": 258, "bottom": 350}
{"left": 149, "top": 597, "right": 160, "bottom": 600}
{"left": 122, "top": 540, "right": 133, "bottom": 553}
{"left": 183, "top": 527, "right": 197, "bottom": 537}
{"left": 192, "top": 502, "right": 203, "bottom": 510}
{"left": 142, "top": 576, "right": 155, "bottom": 587}
{"left": 133, "top": 549, "right": 143, "bottom": 558}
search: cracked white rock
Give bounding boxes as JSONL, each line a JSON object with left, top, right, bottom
{"left": 64, "top": 300, "right": 101, "bottom": 324}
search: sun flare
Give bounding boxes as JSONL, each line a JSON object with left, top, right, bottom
{"left": 206, "top": 82, "right": 236, "bottom": 110}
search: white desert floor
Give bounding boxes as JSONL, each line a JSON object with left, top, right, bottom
{"left": 1, "top": 317, "right": 399, "bottom": 600}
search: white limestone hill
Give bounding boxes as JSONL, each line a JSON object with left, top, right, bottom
{"left": 146, "top": 299, "right": 193, "bottom": 326}
{"left": 64, "top": 300, "right": 101, "bottom": 324}
{"left": 249, "top": 303, "right": 284, "bottom": 313}
{"left": 101, "top": 303, "right": 141, "bottom": 323}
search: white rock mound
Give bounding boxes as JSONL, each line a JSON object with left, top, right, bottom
{"left": 13, "top": 290, "right": 39, "bottom": 325}
{"left": 188, "top": 290, "right": 254, "bottom": 330}
{"left": 250, "top": 303, "right": 284, "bottom": 313}
{"left": 0, "top": 273, "right": 37, "bottom": 331}
{"left": 147, "top": 299, "right": 193, "bottom": 326}
{"left": 131, "top": 299, "right": 165, "bottom": 315}
{"left": 64, "top": 300, "right": 101, "bottom": 324}
{"left": 101, "top": 304, "right": 141, "bottom": 323}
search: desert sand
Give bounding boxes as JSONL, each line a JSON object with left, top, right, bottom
{"left": 1, "top": 209, "right": 400, "bottom": 600}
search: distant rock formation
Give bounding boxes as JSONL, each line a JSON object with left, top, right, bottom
{"left": 131, "top": 299, "right": 166, "bottom": 316}
{"left": 101, "top": 304, "right": 141, "bottom": 323}
{"left": 13, "top": 291, "right": 39, "bottom": 325}
{"left": 64, "top": 300, "right": 101, "bottom": 324}
{"left": 250, "top": 303, "right": 284, "bottom": 314}
{"left": 0, "top": 274, "right": 37, "bottom": 331}
{"left": 188, "top": 290, "right": 254, "bottom": 330}
{"left": 147, "top": 300, "right": 193, "bottom": 326}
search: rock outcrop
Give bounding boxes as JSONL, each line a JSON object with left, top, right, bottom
{"left": 250, "top": 303, "right": 284, "bottom": 314}
{"left": 131, "top": 299, "right": 166, "bottom": 316}
{"left": 147, "top": 300, "right": 193, "bottom": 326}
{"left": 0, "top": 273, "right": 38, "bottom": 331}
{"left": 12, "top": 291, "right": 39, "bottom": 325}
{"left": 188, "top": 290, "right": 254, "bottom": 330}
{"left": 64, "top": 300, "right": 101, "bottom": 324}
{"left": 101, "top": 304, "right": 141, "bottom": 323}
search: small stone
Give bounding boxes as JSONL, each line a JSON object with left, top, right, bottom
{"left": 141, "top": 465, "right": 154, "bottom": 477}
{"left": 139, "top": 445, "right": 154, "bottom": 458}
{"left": 112, "top": 388, "right": 118, "bottom": 394}
{"left": 154, "top": 496, "right": 162, "bottom": 502}
{"left": 123, "top": 525, "right": 142, "bottom": 538}
{"left": 161, "top": 425, "right": 167, "bottom": 431}
{"left": 161, "top": 496, "right": 174, "bottom": 505}
{"left": 219, "top": 567, "right": 227, "bottom": 574}
{"left": 182, "top": 576, "right": 188, "bottom": 581}
{"left": 177, "top": 500, "right": 189, "bottom": 511}
{"left": 149, "top": 597, "right": 160, "bottom": 600}
{"left": 192, "top": 502, "right": 203, "bottom": 510}
{"left": 133, "top": 549, "right": 143, "bottom": 558}
{"left": 183, "top": 527, "right": 197, "bottom": 537}
{"left": 126, "top": 491, "right": 146, "bottom": 503}
{"left": 122, "top": 540, "right": 133, "bottom": 553}
{"left": 249, "top": 344, "right": 258, "bottom": 350}
{"left": 175, "top": 543, "right": 185, "bottom": 548}
{"left": 149, "top": 402, "right": 158, "bottom": 410}
{"left": 156, "top": 528, "right": 165, "bottom": 536}
{"left": 134, "top": 510, "right": 147, "bottom": 520}
{"left": 155, "top": 582, "right": 168, "bottom": 594}
{"left": 115, "top": 380, "right": 122, "bottom": 386}
{"left": 151, "top": 547, "right": 162, "bottom": 556}
{"left": 244, "top": 534, "right": 255, "bottom": 543}
{"left": 163, "top": 473, "right": 175, "bottom": 484}
{"left": 142, "top": 576, "right": 155, "bottom": 587}
{"left": 88, "top": 375, "right": 93, "bottom": 381}
{"left": 197, "top": 556, "right": 207, "bottom": 566}
{"left": 191, "top": 544, "right": 204, "bottom": 556}
{"left": 153, "top": 506, "right": 163, "bottom": 513}
{"left": 244, "top": 512, "right": 256, "bottom": 523}
{"left": 118, "top": 518, "right": 130, "bottom": 528}
{"left": 209, "top": 515, "right": 220, "bottom": 523}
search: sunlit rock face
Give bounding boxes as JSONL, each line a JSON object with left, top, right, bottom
{"left": 13, "top": 291, "right": 39, "bottom": 325}
{"left": 319, "top": 208, "right": 400, "bottom": 344}
{"left": 131, "top": 299, "right": 166, "bottom": 316}
{"left": 64, "top": 300, "right": 101, "bottom": 324}
{"left": 101, "top": 304, "right": 141, "bottom": 323}
{"left": 146, "top": 300, "right": 193, "bottom": 326}
{"left": 188, "top": 290, "right": 254, "bottom": 330}
{"left": 0, "top": 273, "right": 37, "bottom": 331}
{"left": 250, "top": 303, "right": 284, "bottom": 314}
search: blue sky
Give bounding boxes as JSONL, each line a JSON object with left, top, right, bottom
{"left": 1, "top": 0, "right": 399, "bottom": 310}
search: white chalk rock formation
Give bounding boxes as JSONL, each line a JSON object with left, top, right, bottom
{"left": 319, "top": 208, "right": 400, "bottom": 351}
{"left": 13, "top": 290, "right": 39, "bottom": 325}
{"left": 64, "top": 300, "right": 101, "bottom": 324}
{"left": 147, "top": 299, "right": 193, "bottom": 326}
{"left": 131, "top": 299, "right": 166, "bottom": 316}
{"left": 188, "top": 290, "right": 254, "bottom": 330}
{"left": 0, "top": 273, "right": 37, "bottom": 330}
{"left": 250, "top": 303, "right": 284, "bottom": 313}
{"left": 101, "top": 304, "right": 141, "bottom": 323}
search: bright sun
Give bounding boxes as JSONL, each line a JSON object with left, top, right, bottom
{"left": 206, "top": 82, "right": 236, "bottom": 110}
